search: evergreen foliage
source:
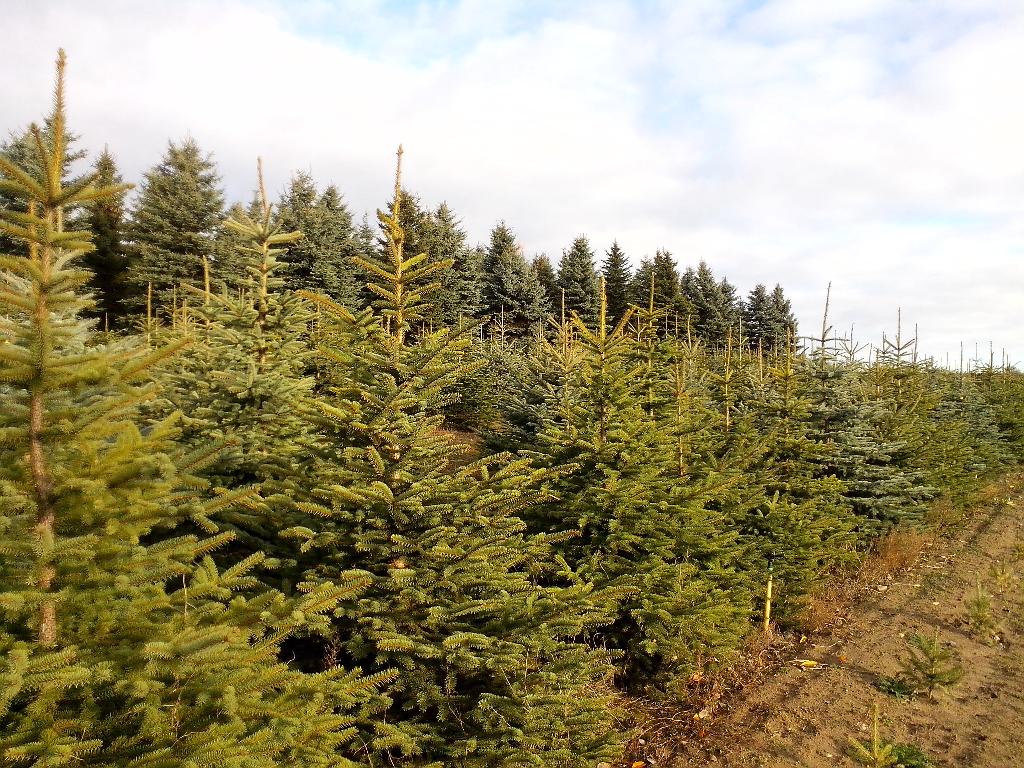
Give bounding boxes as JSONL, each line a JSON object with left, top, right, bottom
{"left": 127, "top": 137, "right": 230, "bottom": 309}
{"left": 531, "top": 253, "right": 558, "bottom": 309}
{"left": 556, "top": 235, "right": 598, "bottom": 326}
{"left": 423, "top": 202, "right": 484, "bottom": 326}
{"left": 147, "top": 160, "right": 320, "bottom": 580}
{"left": 276, "top": 171, "right": 364, "bottom": 307}
{"left": 601, "top": 240, "right": 631, "bottom": 322}
{"left": 81, "top": 147, "right": 132, "bottom": 327}
{"left": 681, "top": 260, "right": 741, "bottom": 346}
{"left": 899, "top": 633, "right": 964, "bottom": 698}
{"left": 2, "top": 48, "right": 1022, "bottom": 768}
{"left": 0, "top": 52, "right": 388, "bottom": 767}
{"left": 526, "top": 285, "right": 747, "bottom": 689}
{"left": 481, "top": 221, "right": 549, "bottom": 333}
{"left": 288, "top": 149, "right": 618, "bottom": 765}
{"left": 651, "top": 248, "right": 683, "bottom": 317}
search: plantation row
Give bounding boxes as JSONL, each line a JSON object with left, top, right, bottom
{"left": 3, "top": 54, "right": 1024, "bottom": 767}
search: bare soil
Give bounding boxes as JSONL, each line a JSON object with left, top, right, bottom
{"left": 635, "top": 473, "right": 1024, "bottom": 768}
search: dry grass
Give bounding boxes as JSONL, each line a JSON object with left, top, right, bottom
{"left": 858, "top": 528, "right": 934, "bottom": 584}
{"left": 793, "top": 528, "right": 933, "bottom": 635}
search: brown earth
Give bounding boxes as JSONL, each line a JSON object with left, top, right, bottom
{"left": 626, "top": 472, "right": 1024, "bottom": 768}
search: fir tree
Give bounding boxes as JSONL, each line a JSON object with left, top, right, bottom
{"left": 0, "top": 51, "right": 388, "bottom": 767}
{"left": 81, "top": 147, "right": 131, "bottom": 327}
{"left": 0, "top": 114, "right": 86, "bottom": 259}
{"left": 683, "top": 261, "right": 740, "bottom": 346}
{"left": 127, "top": 137, "right": 230, "bottom": 308}
{"left": 629, "top": 256, "right": 653, "bottom": 307}
{"left": 423, "top": 202, "right": 483, "bottom": 326}
{"left": 602, "top": 240, "right": 631, "bottom": 322}
{"left": 528, "top": 283, "right": 747, "bottom": 690}
{"left": 742, "top": 283, "right": 774, "bottom": 352}
{"left": 770, "top": 283, "right": 797, "bottom": 347}
{"left": 557, "top": 235, "right": 598, "bottom": 326}
{"left": 291, "top": 148, "right": 618, "bottom": 765}
{"left": 651, "top": 248, "right": 682, "bottom": 316}
{"left": 739, "top": 343, "right": 857, "bottom": 616}
{"left": 481, "top": 221, "right": 549, "bottom": 333}
{"left": 276, "top": 171, "right": 363, "bottom": 306}
{"left": 148, "top": 160, "right": 323, "bottom": 581}
{"left": 531, "top": 253, "right": 558, "bottom": 309}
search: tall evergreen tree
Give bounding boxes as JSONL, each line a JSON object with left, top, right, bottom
{"left": 81, "top": 147, "right": 131, "bottom": 327}
{"left": 744, "top": 283, "right": 797, "bottom": 353}
{"left": 531, "top": 253, "right": 558, "bottom": 310}
{"left": 602, "top": 240, "right": 631, "bottom": 322}
{"left": 629, "top": 257, "right": 654, "bottom": 308}
{"left": 652, "top": 248, "right": 681, "bottom": 315}
{"left": 481, "top": 221, "right": 549, "bottom": 332}
{"left": 127, "top": 137, "right": 229, "bottom": 308}
{"left": 0, "top": 52, "right": 388, "bottom": 767}
{"left": 742, "top": 283, "right": 774, "bottom": 351}
{"left": 682, "top": 261, "right": 740, "bottom": 346}
{"left": 276, "top": 172, "right": 363, "bottom": 306}
{"left": 424, "top": 202, "right": 483, "bottom": 326}
{"left": 770, "top": 283, "right": 797, "bottom": 345}
{"left": 557, "top": 235, "right": 598, "bottom": 325}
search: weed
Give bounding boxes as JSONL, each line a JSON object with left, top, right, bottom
{"left": 859, "top": 530, "right": 932, "bottom": 584}
{"left": 899, "top": 633, "right": 964, "bottom": 699}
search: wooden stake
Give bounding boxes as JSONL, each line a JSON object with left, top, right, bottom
{"left": 763, "top": 568, "right": 774, "bottom": 635}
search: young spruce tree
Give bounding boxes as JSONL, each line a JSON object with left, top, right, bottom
{"left": 0, "top": 51, "right": 388, "bottom": 767}
{"left": 528, "top": 282, "right": 747, "bottom": 690}
{"left": 290, "top": 148, "right": 617, "bottom": 766}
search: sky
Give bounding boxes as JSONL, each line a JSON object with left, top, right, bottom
{"left": 3, "top": 0, "right": 1023, "bottom": 366}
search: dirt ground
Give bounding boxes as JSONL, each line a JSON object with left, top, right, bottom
{"left": 648, "top": 473, "right": 1024, "bottom": 768}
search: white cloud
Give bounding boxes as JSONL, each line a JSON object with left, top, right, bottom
{"left": 2, "top": 0, "right": 1023, "bottom": 365}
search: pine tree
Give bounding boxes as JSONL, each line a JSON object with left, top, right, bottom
{"left": 127, "top": 137, "right": 230, "bottom": 309}
{"left": 276, "top": 171, "right": 363, "bottom": 306}
{"left": 481, "top": 221, "right": 549, "bottom": 333}
{"left": 290, "top": 148, "right": 618, "bottom": 765}
{"left": 81, "top": 147, "right": 131, "bottom": 327}
{"left": 0, "top": 51, "right": 388, "bottom": 767}
{"left": 557, "top": 235, "right": 598, "bottom": 326}
{"left": 423, "top": 202, "right": 483, "bottom": 326}
{"left": 683, "top": 261, "right": 740, "bottom": 346}
{"left": 531, "top": 253, "right": 558, "bottom": 308}
{"left": 742, "top": 283, "right": 773, "bottom": 351}
{"left": 602, "top": 240, "right": 631, "bottom": 322}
